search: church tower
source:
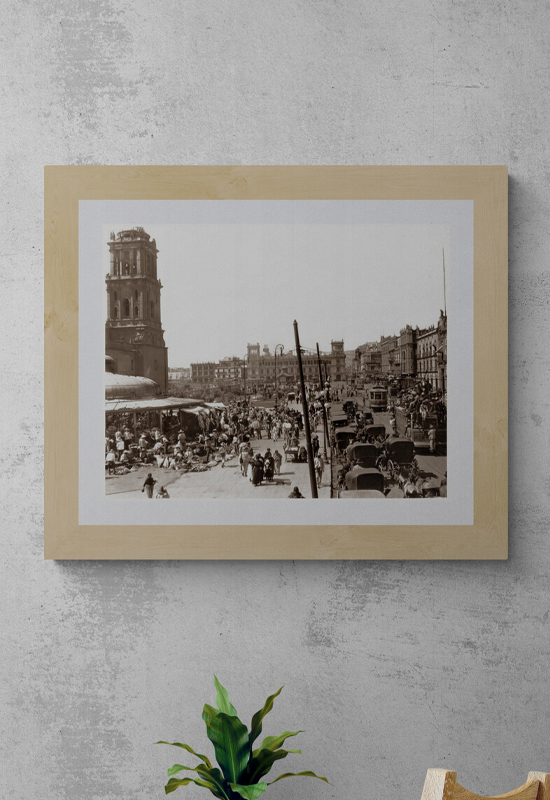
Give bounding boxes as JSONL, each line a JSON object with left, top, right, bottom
{"left": 105, "top": 227, "right": 168, "bottom": 392}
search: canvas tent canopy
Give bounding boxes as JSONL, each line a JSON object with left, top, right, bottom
{"left": 105, "top": 396, "right": 226, "bottom": 438}
{"left": 105, "top": 397, "right": 204, "bottom": 414}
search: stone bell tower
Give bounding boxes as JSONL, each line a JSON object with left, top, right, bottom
{"left": 105, "top": 227, "right": 168, "bottom": 392}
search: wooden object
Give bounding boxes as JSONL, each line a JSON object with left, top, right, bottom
{"left": 44, "top": 166, "right": 508, "bottom": 559}
{"left": 421, "top": 769, "right": 550, "bottom": 800}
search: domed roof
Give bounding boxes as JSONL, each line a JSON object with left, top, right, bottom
{"left": 105, "top": 372, "right": 162, "bottom": 400}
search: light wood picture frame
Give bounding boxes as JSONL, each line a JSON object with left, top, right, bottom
{"left": 44, "top": 165, "right": 507, "bottom": 559}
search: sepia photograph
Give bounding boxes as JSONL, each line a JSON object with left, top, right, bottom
{"left": 101, "top": 211, "right": 449, "bottom": 504}
{"left": 47, "top": 166, "right": 503, "bottom": 556}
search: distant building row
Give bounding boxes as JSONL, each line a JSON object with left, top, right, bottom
{"left": 351, "top": 310, "right": 447, "bottom": 391}
{"left": 187, "top": 340, "right": 347, "bottom": 387}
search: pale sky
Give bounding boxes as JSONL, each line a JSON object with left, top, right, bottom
{"left": 103, "top": 222, "right": 449, "bottom": 367}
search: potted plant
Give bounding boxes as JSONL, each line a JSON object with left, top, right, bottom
{"left": 157, "top": 677, "right": 329, "bottom": 797}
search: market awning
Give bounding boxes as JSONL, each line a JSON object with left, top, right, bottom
{"left": 105, "top": 397, "right": 205, "bottom": 414}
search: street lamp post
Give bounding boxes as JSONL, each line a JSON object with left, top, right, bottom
{"left": 274, "top": 344, "right": 284, "bottom": 412}
{"left": 242, "top": 354, "right": 248, "bottom": 406}
{"left": 316, "top": 342, "right": 330, "bottom": 460}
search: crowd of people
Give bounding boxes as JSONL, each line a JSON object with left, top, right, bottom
{"left": 390, "top": 379, "right": 447, "bottom": 430}
{"left": 106, "top": 396, "right": 329, "bottom": 497}
{"left": 106, "top": 378, "right": 447, "bottom": 500}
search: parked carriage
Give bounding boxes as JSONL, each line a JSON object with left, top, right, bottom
{"left": 341, "top": 398, "right": 357, "bottom": 416}
{"left": 343, "top": 466, "right": 386, "bottom": 498}
{"left": 334, "top": 426, "right": 357, "bottom": 452}
{"left": 341, "top": 488, "right": 386, "bottom": 498}
{"left": 364, "top": 424, "right": 387, "bottom": 443}
{"left": 331, "top": 412, "right": 351, "bottom": 429}
{"left": 385, "top": 437, "right": 416, "bottom": 481}
{"left": 345, "top": 442, "right": 378, "bottom": 468}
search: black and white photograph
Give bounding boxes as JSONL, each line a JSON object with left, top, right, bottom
{"left": 101, "top": 210, "right": 449, "bottom": 504}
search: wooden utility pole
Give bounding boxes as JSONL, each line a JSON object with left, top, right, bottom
{"left": 316, "top": 342, "right": 330, "bottom": 460}
{"left": 293, "top": 320, "right": 318, "bottom": 498}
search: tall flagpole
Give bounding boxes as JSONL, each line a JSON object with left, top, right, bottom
{"left": 443, "top": 247, "right": 447, "bottom": 317}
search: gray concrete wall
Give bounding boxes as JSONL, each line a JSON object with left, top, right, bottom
{"left": 1, "top": 2, "right": 548, "bottom": 798}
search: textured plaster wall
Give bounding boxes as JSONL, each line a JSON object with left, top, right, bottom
{"left": 1, "top": 1, "right": 549, "bottom": 799}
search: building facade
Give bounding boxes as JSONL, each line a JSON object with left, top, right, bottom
{"left": 214, "top": 357, "right": 244, "bottom": 383}
{"left": 246, "top": 343, "right": 324, "bottom": 386}
{"left": 105, "top": 227, "right": 168, "bottom": 392}
{"left": 380, "top": 335, "right": 400, "bottom": 375}
{"left": 415, "top": 325, "right": 439, "bottom": 386}
{"left": 361, "top": 343, "right": 382, "bottom": 376}
{"left": 190, "top": 362, "right": 217, "bottom": 384}
{"left": 345, "top": 349, "right": 358, "bottom": 379}
{"left": 189, "top": 339, "right": 347, "bottom": 390}
{"left": 436, "top": 310, "right": 447, "bottom": 392}
{"left": 398, "top": 325, "right": 417, "bottom": 377}
{"left": 187, "top": 316, "right": 447, "bottom": 392}
{"left": 168, "top": 368, "right": 191, "bottom": 381}
{"left": 354, "top": 342, "right": 379, "bottom": 379}
{"left": 327, "top": 340, "right": 346, "bottom": 385}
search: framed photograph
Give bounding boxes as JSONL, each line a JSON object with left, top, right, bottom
{"left": 45, "top": 166, "right": 507, "bottom": 559}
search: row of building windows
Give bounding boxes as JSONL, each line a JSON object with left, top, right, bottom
{"left": 418, "top": 357, "right": 438, "bottom": 374}
{"left": 111, "top": 292, "right": 156, "bottom": 320}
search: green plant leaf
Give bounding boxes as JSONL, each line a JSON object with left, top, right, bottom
{"left": 249, "top": 686, "right": 284, "bottom": 749}
{"left": 164, "top": 764, "right": 231, "bottom": 800}
{"left": 229, "top": 783, "right": 268, "bottom": 800}
{"left": 168, "top": 764, "right": 189, "bottom": 777}
{"left": 163, "top": 764, "right": 230, "bottom": 800}
{"left": 214, "top": 676, "right": 238, "bottom": 717}
{"left": 203, "top": 704, "right": 219, "bottom": 727}
{"left": 156, "top": 742, "right": 213, "bottom": 769}
{"left": 239, "top": 749, "right": 298, "bottom": 785}
{"left": 195, "top": 765, "right": 232, "bottom": 800}
{"left": 205, "top": 711, "right": 250, "bottom": 784}
{"left": 252, "top": 731, "right": 303, "bottom": 757}
{"left": 268, "top": 770, "right": 330, "bottom": 786}
{"left": 165, "top": 776, "right": 220, "bottom": 796}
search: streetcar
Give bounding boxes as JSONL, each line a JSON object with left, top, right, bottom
{"left": 368, "top": 385, "right": 388, "bottom": 413}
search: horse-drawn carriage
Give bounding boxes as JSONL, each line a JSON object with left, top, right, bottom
{"left": 341, "top": 398, "right": 357, "bottom": 416}
{"left": 385, "top": 437, "right": 417, "bottom": 482}
{"left": 364, "top": 424, "right": 386, "bottom": 443}
{"left": 342, "top": 466, "right": 386, "bottom": 498}
{"left": 345, "top": 442, "right": 378, "bottom": 468}
{"left": 334, "top": 426, "right": 357, "bottom": 452}
{"left": 330, "top": 414, "right": 351, "bottom": 431}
